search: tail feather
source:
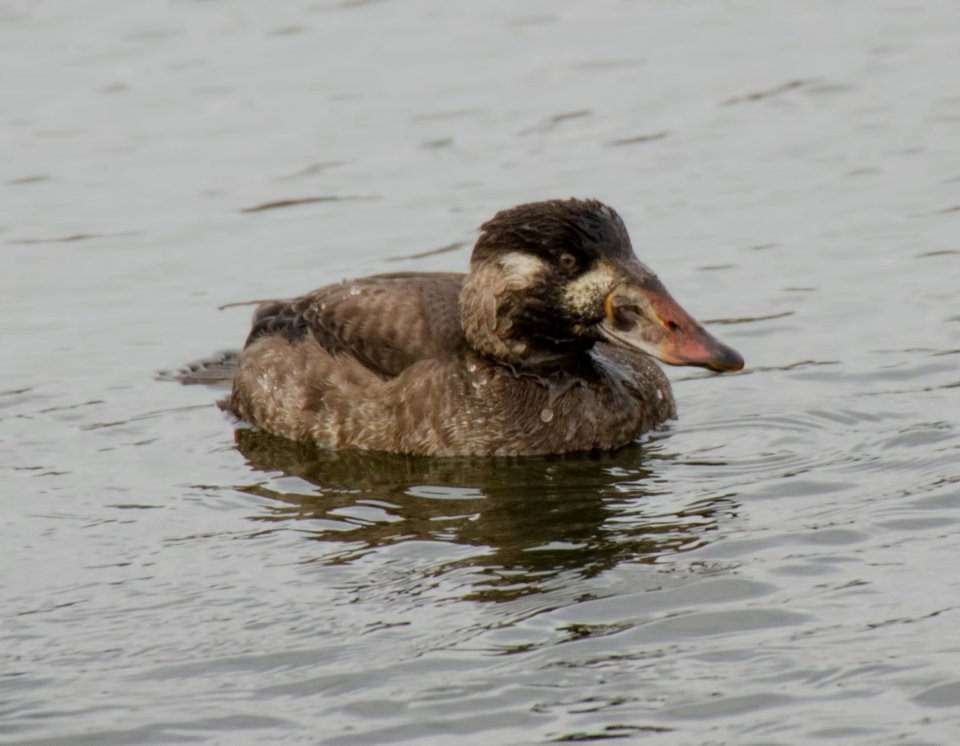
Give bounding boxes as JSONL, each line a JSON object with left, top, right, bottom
{"left": 158, "top": 350, "right": 240, "bottom": 388}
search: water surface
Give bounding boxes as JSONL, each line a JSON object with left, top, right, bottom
{"left": 3, "top": 1, "right": 960, "bottom": 744}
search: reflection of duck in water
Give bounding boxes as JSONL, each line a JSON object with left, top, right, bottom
{"left": 223, "top": 199, "right": 743, "bottom": 456}
{"left": 235, "top": 428, "right": 736, "bottom": 600}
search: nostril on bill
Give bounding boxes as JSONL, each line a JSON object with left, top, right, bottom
{"left": 612, "top": 304, "right": 643, "bottom": 331}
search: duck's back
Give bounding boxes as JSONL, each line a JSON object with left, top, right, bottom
{"left": 244, "top": 272, "right": 467, "bottom": 377}
{"left": 224, "top": 273, "right": 471, "bottom": 445}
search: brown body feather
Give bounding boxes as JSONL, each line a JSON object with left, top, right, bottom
{"left": 223, "top": 272, "right": 676, "bottom": 456}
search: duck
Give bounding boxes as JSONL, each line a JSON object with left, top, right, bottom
{"left": 221, "top": 198, "right": 743, "bottom": 456}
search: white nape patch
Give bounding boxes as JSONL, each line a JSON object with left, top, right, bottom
{"left": 564, "top": 261, "right": 618, "bottom": 314}
{"left": 499, "top": 252, "right": 548, "bottom": 287}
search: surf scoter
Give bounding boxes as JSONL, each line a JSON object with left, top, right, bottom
{"left": 222, "top": 199, "right": 743, "bottom": 456}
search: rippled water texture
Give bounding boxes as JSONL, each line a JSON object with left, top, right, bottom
{"left": 3, "top": 1, "right": 960, "bottom": 744}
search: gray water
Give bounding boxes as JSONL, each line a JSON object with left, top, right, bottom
{"left": 2, "top": 1, "right": 960, "bottom": 744}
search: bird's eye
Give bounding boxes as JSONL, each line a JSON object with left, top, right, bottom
{"left": 559, "top": 252, "right": 577, "bottom": 271}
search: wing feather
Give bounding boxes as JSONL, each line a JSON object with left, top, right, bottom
{"left": 245, "top": 272, "right": 466, "bottom": 378}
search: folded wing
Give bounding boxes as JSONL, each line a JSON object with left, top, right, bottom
{"left": 245, "top": 272, "right": 466, "bottom": 378}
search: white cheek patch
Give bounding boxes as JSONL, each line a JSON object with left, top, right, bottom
{"left": 499, "top": 252, "right": 548, "bottom": 288}
{"left": 564, "top": 261, "right": 618, "bottom": 315}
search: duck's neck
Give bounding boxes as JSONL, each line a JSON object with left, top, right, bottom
{"left": 460, "top": 263, "right": 530, "bottom": 364}
{"left": 459, "top": 263, "right": 593, "bottom": 366}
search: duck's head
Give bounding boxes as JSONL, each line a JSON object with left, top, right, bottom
{"left": 460, "top": 198, "right": 744, "bottom": 372}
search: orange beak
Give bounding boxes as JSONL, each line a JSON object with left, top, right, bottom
{"left": 599, "top": 279, "right": 744, "bottom": 373}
